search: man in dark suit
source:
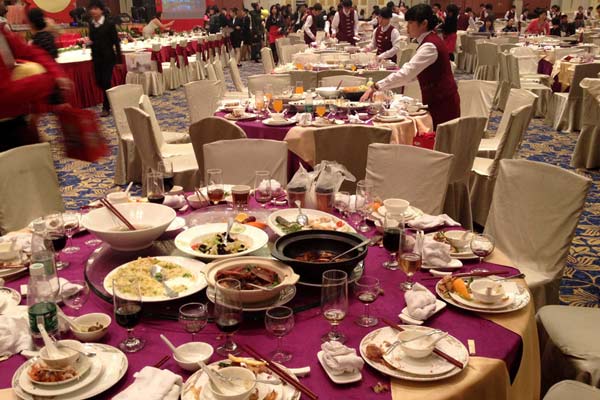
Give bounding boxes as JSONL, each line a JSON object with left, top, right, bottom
{"left": 88, "top": 0, "right": 121, "bottom": 117}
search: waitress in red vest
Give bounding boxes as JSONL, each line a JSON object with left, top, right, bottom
{"left": 332, "top": 0, "right": 358, "bottom": 45}
{"left": 361, "top": 4, "right": 460, "bottom": 128}
{"left": 363, "top": 7, "right": 401, "bottom": 63}
{"left": 302, "top": 6, "right": 317, "bottom": 44}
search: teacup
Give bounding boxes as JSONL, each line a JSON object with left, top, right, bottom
{"left": 406, "top": 104, "right": 420, "bottom": 113}
{"left": 383, "top": 109, "right": 398, "bottom": 117}
{"left": 107, "top": 191, "right": 128, "bottom": 204}
{"left": 232, "top": 107, "right": 245, "bottom": 118}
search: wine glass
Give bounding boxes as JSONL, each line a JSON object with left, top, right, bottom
{"left": 61, "top": 280, "right": 89, "bottom": 314}
{"left": 44, "top": 213, "right": 68, "bottom": 270}
{"left": 353, "top": 276, "right": 380, "bottom": 327}
{"left": 470, "top": 234, "right": 495, "bottom": 268}
{"left": 382, "top": 212, "right": 403, "bottom": 270}
{"left": 255, "top": 90, "right": 265, "bottom": 114}
{"left": 265, "top": 306, "right": 294, "bottom": 363}
{"left": 399, "top": 232, "right": 422, "bottom": 291}
{"left": 334, "top": 191, "right": 350, "bottom": 218}
{"left": 146, "top": 171, "right": 165, "bottom": 204}
{"left": 214, "top": 278, "right": 243, "bottom": 356}
{"left": 272, "top": 98, "right": 284, "bottom": 113}
{"left": 254, "top": 171, "right": 272, "bottom": 204}
{"left": 179, "top": 302, "right": 208, "bottom": 341}
{"left": 112, "top": 279, "right": 145, "bottom": 353}
{"left": 320, "top": 269, "right": 348, "bottom": 343}
{"left": 206, "top": 169, "right": 224, "bottom": 205}
{"left": 62, "top": 212, "right": 80, "bottom": 254}
{"left": 356, "top": 180, "right": 373, "bottom": 233}
{"left": 157, "top": 160, "right": 174, "bottom": 193}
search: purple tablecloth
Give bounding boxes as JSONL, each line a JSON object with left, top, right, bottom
{"left": 0, "top": 202, "right": 523, "bottom": 399}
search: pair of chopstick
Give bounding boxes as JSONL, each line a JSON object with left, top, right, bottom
{"left": 153, "top": 355, "right": 170, "bottom": 368}
{"left": 99, "top": 198, "right": 136, "bottom": 230}
{"left": 240, "top": 344, "right": 318, "bottom": 400}
{"left": 194, "top": 186, "right": 209, "bottom": 203}
{"left": 421, "top": 270, "right": 510, "bottom": 281}
{"left": 381, "top": 318, "right": 464, "bottom": 370}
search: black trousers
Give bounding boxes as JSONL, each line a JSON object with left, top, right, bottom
{"left": 270, "top": 42, "right": 278, "bottom": 64}
{"left": 93, "top": 61, "right": 115, "bottom": 111}
{"left": 0, "top": 115, "right": 39, "bottom": 152}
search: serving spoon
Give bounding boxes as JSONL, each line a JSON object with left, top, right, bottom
{"left": 295, "top": 200, "right": 308, "bottom": 227}
{"left": 150, "top": 265, "right": 179, "bottom": 298}
{"left": 329, "top": 237, "right": 372, "bottom": 261}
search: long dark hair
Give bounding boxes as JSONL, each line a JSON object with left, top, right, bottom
{"left": 442, "top": 4, "right": 458, "bottom": 34}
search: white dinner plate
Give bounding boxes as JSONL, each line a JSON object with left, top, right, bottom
{"left": 262, "top": 118, "right": 297, "bottom": 126}
{"left": 267, "top": 208, "right": 355, "bottom": 236}
{"left": 175, "top": 223, "right": 269, "bottom": 260}
{"left": 317, "top": 350, "right": 362, "bottom": 384}
{"left": 103, "top": 256, "right": 207, "bottom": 302}
{"left": 375, "top": 114, "right": 405, "bottom": 123}
{"left": 20, "top": 356, "right": 98, "bottom": 394}
{"left": 448, "top": 289, "right": 515, "bottom": 310}
{"left": 166, "top": 216, "right": 186, "bottom": 232}
{"left": 375, "top": 205, "right": 424, "bottom": 222}
{"left": 223, "top": 112, "right": 257, "bottom": 121}
{"left": 206, "top": 285, "right": 296, "bottom": 311}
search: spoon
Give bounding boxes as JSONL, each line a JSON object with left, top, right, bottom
{"left": 52, "top": 339, "right": 96, "bottom": 357}
{"left": 150, "top": 265, "right": 179, "bottom": 298}
{"left": 385, "top": 330, "right": 447, "bottom": 355}
{"left": 37, "top": 323, "right": 61, "bottom": 359}
{"left": 224, "top": 217, "right": 234, "bottom": 243}
{"left": 295, "top": 200, "right": 308, "bottom": 227}
{"left": 56, "top": 307, "right": 87, "bottom": 333}
{"left": 160, "top": 333, "right": 186, "bottom": 360}
{"left": 329, "top": 237, "right": 371, "bottom": 261}
{"left": 198, "top": 360, "right": 226, "bottom": 394}
{"left": 245, "top": 282, "right": 275, "bottom": 291}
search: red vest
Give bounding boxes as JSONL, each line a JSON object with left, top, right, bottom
{"left": 304, "top": 14, "right": 317, "bottom": 44}
{"left": 375, "top": 25, "right": 397, "bottom": 63}
{"left": 337, "top": 9, "right": 356, "bottom": 45}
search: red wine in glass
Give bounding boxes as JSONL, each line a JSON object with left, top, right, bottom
{"left": 382, "top": 227, "right": 401, "bottom": 253}
{"left": 49, "top": 235, "right": 67, "bottom": 252}
{"left": 216, "top": 315, "right": 241, "bottom": 333}
{"left": 115, "top": 304, "right": 142, "bottom": 328}
{"left": 163, "top": 176, "right": 174, "bottom": 193}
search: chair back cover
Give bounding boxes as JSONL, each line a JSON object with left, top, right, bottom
{"left": 567, "top": 62, "right": 600, "bottom": 101}
{"left": 457, "top": 80, "right": 497, "bottom": 119}
{"left": 320, "top": 74, "right": 367, "bottom": 87}
{"left": 572, "top": 78, "right": 600, "bottom": 169}
{"left": 0, "top": 143, "right": 64, "bottom": 234}
{"left": 247, "top": 74, "right": 291, "bottom": 95}
{"left": 138, "top": 94, "right": 165, "bottom": 149}
{"left": 366, "top": 144, "right": 454, "bottom": 214}
{"left": 496, "top": 88, "right": 537, "bottom": 138}
{"left": 124, "top": 107, "right": 163, "bottom": 169}
{"left": 278, "top": 44, "right": 295, "bottom": 64}
{"left": 189, "top": 117, "right": 247, "bottom": 173}
{"left": 261, "top": 47, "right": 275, "bottom": 73}
{"left": 485, "top": 159, "right": 590, "bottom": 307}
{"left": 289, "top": 70, "right": 319, "bottom": 91}
{"left": 206, "top": 62, "right": 218, "bottom": 81}
{"left": 212, "top": 58, "right": 226, "bottom": 82}
{"left": 228, "top": 57, "right": 246, "bottom": 92}
{"left": 203, "top": 139, "right": 288, "bottom": 186}
{"left": 475, "top": 42, "right": 499, "bottom": 80}
{"left": 489, "top": 104, "right": 534, "bottom": 176}
{"left": 107, "top": 84, "right": 144, "bottom": 138}
{"left": 184, "top": 81, "right": 221, "bottom": 124}
{"left": 509, "top": 46, "right": 539, "bottom": 75}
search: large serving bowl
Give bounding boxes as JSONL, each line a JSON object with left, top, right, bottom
{"left": 81, "top": 203, "right": 176, "bottom": 251}
{"left": 316, "top": 86, "right": 341, "bottom": 98}
{"left": 205, "top": 257, "right": 299, "bottom": 304}
{"left": 271, "top": 230, "right": 369, "bottom": 283}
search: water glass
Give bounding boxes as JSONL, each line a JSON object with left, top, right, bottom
{"left": 206, "top": 169, "right": 224, "bottom": 204}
{"left": 255, "top": 90, "right": 265, "bottom": 113}
{"left": 353, "top": 276, "right": 380, "bottom": 327}
{"left": 215, "top": 278, "right": 243, "bottom": 356}
{"left": 112, "top": 279, "right": 145, "bottom": 352}
{"left": 179, "top": 302, "right": 208, "bottom": 341}
{"left": 356, "top": 180, "right": 373, "bottom": 232}
{"left": 334, "top": 191, "right": 350, "bottom": 218}
{"left": 61, "top": 280, "right": 89, "bottom": 314}
{"left": 254, "top": 171, "right": 272, "bottom": 203}
{"left": 62, "top": 212, "right": 80, "bottom": 254}
{"left": 265, "top": 306, "right": 294, "bottom": 363}
{"left": 399, "top": 232, "right": 422, "bottom": 291}
{"left": 231, "top": 185, "right": 251, "bottom": 210}
{"left": 295, "top": 81, "right": 304, "bottom": 94}
{"left": 321, "top": 269, "right": 348, "bottom": 343}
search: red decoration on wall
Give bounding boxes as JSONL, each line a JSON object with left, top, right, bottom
{"left": 23, "top": 0, "right": 76, "bottom": 24}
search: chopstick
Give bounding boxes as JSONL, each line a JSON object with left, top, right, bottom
{"left": 240, "top": 344, "right": 318, "bottom": 400}
{"left": 99, "top": 198, "right": 136, "bottom": 231}
{"left": 421, "top": 270, "right": 510, "bottom": 281}
{"left": 153, "top": 355, "right": 170, "bottom": 368}
{"left": 381, "top": 318, "right": 464, "bottom": 370}
{"left": 194, "top": 186, "right": 209, "bottom": 203}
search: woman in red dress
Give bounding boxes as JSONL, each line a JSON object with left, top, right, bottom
{"left": 266, "top": 5, "right": 285, "bottom": 64}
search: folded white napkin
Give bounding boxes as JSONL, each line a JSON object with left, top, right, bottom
{"left": 408, "top": 214, "right": 460, "bottom": 230}
{"left": 0, "top": 305, "right": 33, "bottom": 361}
{"left": 346, "top": 194, "right": 365, "bottom": 212}
{"left": 258, "top": 179, "right": 282, "bottom": 193}
{"left": 415, "top": 236, "right": 452, "bottom": 268}
{"left": 321, "top": 341, "right": 364, "bottom": 376}
{"left": 113, "top": 367, "right": 182, "bottom": 400}
{"left": 404, "top": 283, "right": 437, "bottom": 321}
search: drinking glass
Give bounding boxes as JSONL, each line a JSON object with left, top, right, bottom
{"left": 206, "top": 169, "right": 224, "bottom": 204}
{"left": 231, "top": 185, "right": 251, "bottom": 210}
{"left": 353, "top": 276, "right": 380, "bottom": 327}
{"left": 264, "top": 83, "right": 273, "bottom": 105}
{"left": 112, "top": 279, "right": 145, "bottom": 352}
{"left": 399, "top": 233, "right": 422, "bottom": 291}
{"left": 254, "top": 171, "right": 272, "bottom": 203}
{"left": 356, "top": 180, "right": 373, "bottom": 232}
{"left": 62, "top": 212, "right": 80, "bottom": 254}
{"left": 157, "top": 160, "right": 174, "bottom": 193}
{"left": 320, "top": 269, "right": 348, "bottom": 343}
{"left": 44, "top": 213, "right": 68, "bottom": 270}
{"left": 315, "top": 104, "right": 327, "bottom": 117}
{"left": 382, "top": 212, "right": 403, "bottom": 270}
{"left": 265, "top": 306, "right": 294, "bottom": 363}
{"left": 334, "top": 191, "right": 350, "bottom": 218}
{"left": 470, "top": 234, "right": 495, "bottom": 267}
{"left": 179, "top": 302, "right": 208, "bottom": 341}
{"left": 295, "top": 81, "right": 304, "bottom": 94}
{"left": 215, "top": 278, "right": 243, "bottom": 356}
{"left": 146, "top": 171, "right": 165, "bottom": 204}
{"left": 255, "top": 90, "right": 265, "bottom": 113}
{"left": 272, "top": 98, "right": 284, "bottom": 113}
{"left": 61, "top": 280, "right": 89, "bottom": 314}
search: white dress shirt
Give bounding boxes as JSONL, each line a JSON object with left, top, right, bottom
{"left": 390, "top": 12, "right": 405, "bottom": 30}
{"left": 331, "top": 9, "right": 359, "bottom": 37}
{"left": 92, "top": 15, "right": 105, "bottom": 28}
{"left": 377, "top": 31, "right": 438, "bottom": 90}
{"left": 364, "top": 24, "right": 401, "bottom": 60}
{"left": 303, "top": 14, "right": 315, "bottom": 40}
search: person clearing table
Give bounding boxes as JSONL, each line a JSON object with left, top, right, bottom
{"left": 362, "top": 7, "right": 401, "bottom": 63}
{"left": 331, "top": 0, "right": 359, "bottom": 45}
{"left": 361, "top": 4, "right": 459, "bottom": 129}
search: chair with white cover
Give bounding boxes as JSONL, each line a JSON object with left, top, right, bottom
{"left": 124, "top": 52, "right": 161, "bottom": 95}
{"left": 206, "top": 61, "right": 218, "bottom": 81}
{"left": 261, "top": 47, "right": 275, "bottom": 73}
{"left": 508, "top": 46, "right": 551, "bottom": 84}
{"left": 177, "top": 39, "right": 192, "bottom": 84}
{"left": 320, "top": 75, "right": 366, "bottom": 87}
{"left": 499, "top": 43, "right": 518, "bottom": 53}
{"left": 506, "top": 53, "right": 550, "bottom": 116}
{"left": 470, "top": 104, "right": 534, "bottom": 226}
{"left": 474, "top": 42, "right": 499, "bottom": 80}
{"left": 494, "top": 51, "right": 511, "bottom": 110}
{"left": 124, "top": 107, "right": 199, "bottom": 191}
{"left": 547, "top": 62, "right": 600, "bottom": 132}
{"left": 275, "top": 37, "right": 290, "bottom": 64}
{"left": 184, "top": 81, "right": 221, "bottom": 124}
{"left": 397, "top": 44, "right": 417, "bottom": 67}
{"left": 314, "top": 126, "right": 392, "bottom": 192}
{"left": 0, "top": 143, "right": 63, "bottom": 234}
{"left": 434, "top": 117, "right": 487, "bottom": 229}
{"left": 150, "top": 43, "right": 168, "bottom": 95}
{"left": 228, "top": 57, "right": 247, "bottom": 93}
{"left": 203, "top": 139, "right": 288, "bottom": 186}
{"left": 247, "top": 74, "right": 291, "bottom": 95}
{"left": 458, "top": 80, "right": 497, "bottom": 120}
{"left": 278, "top": 44, "right": 294, "bottom": 65}
{"left": 485, "top": 159, "right": 590, "bottom": 309}
{"left": 289, "top": 70, "right": 318, "bottom": 91}
{"left": 543, "top": 380, "right": 600, "bottom": 400}
{"left": 366, "top": 144, "right": 454, "bottom": 214}
{"left": 138, "top": 95, "right": 189, "bottom": 144}
{"left": 189, "top": 117, "right": 247, "bottom": 175}
{"left": 572, "top": 78, "right": 600, "bottom": 169}
{"left": 107, "top": 84, "right": 144, "bottom": 184}
{"left": 164, "top": 41, "right": 181, "bottom": 90}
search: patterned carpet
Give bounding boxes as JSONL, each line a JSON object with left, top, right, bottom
{"left": 37, "top": 61, "right": 600, "bottom": 306}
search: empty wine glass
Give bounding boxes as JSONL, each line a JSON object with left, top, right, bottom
{"left": 214, "top": 278, "right": 243, "bottom": 356}
{"left": 321, "top": 269, "right": 348, "bottom": 343}
{"left": 265, "top": 306, "right": 294, "bottom": 363}
{"left": 356, "top": 180, "right": 373, "bottom": 232}
{"left": 112, "top": 279, "right": 145, "bottom": 353}
{"left": 382, "top": 212, "right": 403, "bottom": 270}
{"left": 353, "top": 276, "right": 380, "bottom": 327}
{"left": 62, "top": 212, "right": 80, "bottom": 254}
{"left": 334, "top": 191, "right": 350, "bottom": 218}
{"left": 470, "top": 234, "right": 495, "bottom": 268}
{"left": 179, "top": 302, "right": 208, "bottom": 341}
{"left": 61, "top": 280, "right": 89, "bottom": 314}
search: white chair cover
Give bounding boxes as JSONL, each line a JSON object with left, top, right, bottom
{"left": 434, "top": 117, "right": 487, "bottom": 229}
{"left": 0, "top": 143, "right": 64, "bottom": 234}
{"left": 124, "top": 52, "right": 163, "bottom": 96}
{"left": 278, "top": 44, "right": 295, "bottom": 65}
{"left": 486, "top": 160, "right": 590, "bottom": 309}
{"left": 164, "top": 41, "right": 181, "bottom": 90}
{"left": 458, "top": 80, "right": 497, "bottom": 120}
{"left": 474, "top": 42, "right": 499, "bottom": 81}
{"left": 187, "top": 54, "right": 203, "bottom": 82}
{"left": 509, "top": 46, "right": 541, "bottom": 75}
{"left": 543, "top": 381, "right": 600, "bottom": 400}
{"left": 397, "top": 44, "right": 416, "bottom": 67}
{"left": 275, "top": 37, "right": 291, "bottom": 64}
{"left": 138, "top": 95, "right": 189, "bottom": 145}
{"left": 184, "top": 81, "right": 221, "bottom": 124}
{"left": 506, "top": 53, "right": 550, "bottom": 117}
{"left": 203, "top": 139, "right": 288, "bottom": 186}
{"left": 206, "top": 62, "right": 218, "bottom": 81}
{"left": 320, "top": 75, "right": 366, "bottom": 87}
{"left": 247, "top": 74, "right": 291, "bottom": 95}
{"left": 572, "top": 78, "right": 600, "bottom": 169}
{"left": 366, "top": 144, "right": 454, "bottom": 214}
{"left": 289, "top": 70, "right": 318, "bottom": 91}
{"left": 228, "top": 57, "right": 246, "bottom": 93}
{"left": 177, "top": 40, "right": 191, "bottom": 85}
{"left": 261, "top": 47, "right": 275, "bottom": 74}
{"left": 212, "top": 58, "right": 227, "bottom": 94}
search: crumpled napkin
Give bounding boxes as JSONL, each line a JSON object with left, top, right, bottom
{"left": 0, "top": 305, "right": 33, "bottom": 361}
{"left": 414, "top": 236, "right": 452, "bottom": 268}
{"left": 258, "top": 179, "right": 283, "bottom": 195}
{"left": 113, "top": 366, "right": 182, "bottom": 400}
{"left": 408, "top": 214, "right": 460, "bottom": 230}
{"left": 321, "top": 341, "right": 364, "bottom": 375}
{"left": 347, "top": 114, "right": 362, "bottom": 124}
{"left": 405, "top": 283, "right": 437, "bottom": 321}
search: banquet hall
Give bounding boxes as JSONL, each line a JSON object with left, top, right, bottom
{"left": 0, "top": 0, "right": 600, "bottom": 399}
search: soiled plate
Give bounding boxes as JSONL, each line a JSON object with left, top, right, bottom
{"left": 375, "top": 205, "right": 424, "bottom": 222}
{"left": 448, "top": 290, "right": 515, "bottom": 310}
{"left": 375, "top": 114, "right": 405, "bottom": 123}
{"left": 267, "top": 208, "right": 355, "bottom": 236}
{"left": 206, "top": 285, "right": 296, "bottom": 311}
{"left": 262, "top": 118, "right": 296, "bottom": 126}
{"left": 24, "top": 355, "right": 94, "bottom": 388}
{"left": 223, "top": 112, "right": 257, "bottom": 121}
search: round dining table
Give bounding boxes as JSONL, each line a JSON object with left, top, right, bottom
{"left": 0, "top": 198, "right": 540, "bottom": 400}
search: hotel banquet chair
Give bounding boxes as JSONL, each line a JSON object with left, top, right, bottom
{"left": 189, "top": 117, "right": 246, "bottom": 175}
{"left": 360, "top": 70, "right": 394, "bottom": 83}
{"left": 314, "top": 126, "right": 392, "bottom": 192}
{"left": 506, "top": 53, "right": 550, "bottom": 117}
{"left": 247, "top": 74, "right": 291, "bottom": 96}
{"left": 124, "top": 107, "right": 199, "bottom": 192}
{"left": 0, "top": 143, "right": 63, "bottom": 234}
{"left": 397, "top": 44, "right": 417, "bottom": 68}
{"left": 228, "top": 58, "right": 247, "bottom": 93}
{"left": 538, "top": 307, "right": 600, "bottom": 394}
{"left": 457, "top": 80, "right": 497, "bottom": 122}
{"left": 261, "top": 47, "right": 275, "bottom": 74}
{"left": 275, "top": 37, "right": 290, "bottom": 65}
{"left": 163, "top": 41, "right": 181, "bottom": 90}
{"left": 183, "top": 81, "right": 221, "bottom": 124}
{"left": 508, "top": 46, "right": 550, "bottom": 83}
{"left": 124, "top": 51, "right": 162, "bottom": 96}
{"left": 138, "top": 95, "right": 189, "bottom": 144}
{"left": 474, "top": 42, "right": 499, "bottom": 81}
{"left": 470, "top": 104, "right": 534, "bottom": 227}
{"left": 543, "top": 381, "right": 600, "bottom": 400}
{"left": 176, "top": 39, "right": 192, "bottom": 85}
{"left": 494, "top": 51, "right": 512, "bottom": 111}
{"left": 203, "top": 139, "right": 288, "bottom": 186}
{"left": 434, "top": 117, "right": 487, "bottom": 230}
{"left": 572, "top": 78, "right": 600, "bottom": 169}
{"left": 366, "top": 144, "right": 454, "bottom": 215}
{"left": 485, "top": 159, "right": 590, "bottom": 310}
{"left": 547, "top": 63, "right": 600, "bottom": 132}
{"left": 289, "top": 70, "right": 318, "bottom": 91}
{"left": 151, "top": 43, "right": 168, "bottom": 95}
{"left": 320, "top": 75, "right": 367, "bottom": 87}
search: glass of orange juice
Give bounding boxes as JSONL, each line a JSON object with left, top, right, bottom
{"left": 273, "top": 98, "right": 284, "bottom": 113}
{"left": 255, "top": 90, "right": 265, "bottom": 112}
{"left": 315, "top": 104, "right": 327, "bottom": 117}
{"left": 295, "top": 81, "right": 304, "bottom": 95}
{"left": 264, "top": 84, "right": 273, "bottom": 101}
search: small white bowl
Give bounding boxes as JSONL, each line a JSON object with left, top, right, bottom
{"left": 207, "top": 366, "right": 256, "bottom": 400}
{"left": 443, "top": 230, "right": 474, "bottom": 250}
{"left": 186, "top": 194, "right": 209, "bottom": 209}
{"left": 397, "top": 331, "right": 437, "bottom": 359}
{"left": 71, "top": 313, "right": 111, "bottom": 342}
{"left": 40, "top": 339, "right": 83, "bottom": 368}
{"left": 168, "top": 185, "right": 184, "bottom": 195}
{"left": 470, "top": 279, "right": 506, "bottom": 304}
{"left": 107, "top": 191, "right": 129, "bottom": 204}
{"left": 383, "top": 198, "right": 410, "bottom": 215}
{"left": 173, "top": 342, "right": 214, "bottom": 372}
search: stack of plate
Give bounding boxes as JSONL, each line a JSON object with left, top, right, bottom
{"left": 12, "top": 344, "right": 128, "bottom": 400}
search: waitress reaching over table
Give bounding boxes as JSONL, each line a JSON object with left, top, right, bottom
{"left": 331, "top": 0, "right": 359, "bottom": 45}
{"left": 362, "top": 7, "right": 401, "bottom": 63}
{"left": 361, "top": 4, "right": 460, "bottom": 129}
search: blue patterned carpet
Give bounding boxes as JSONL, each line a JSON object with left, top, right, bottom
{"left": 37, "top": 62, "right": 600, "bottom": 306}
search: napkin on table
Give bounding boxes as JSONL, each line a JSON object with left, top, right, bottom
{"left": 404, "top": 283, "right": 437, "bottom": 321}
{"left": 414, "top": 236, "right": 453, "bottom": 268}
{"left": 321, "top": 341, "right": 364, "bottom": 375}
{"left": 0, "top": 305, "right": 33, "bottom": 361}
{"left": 113, "top": 366, "right": 182, "bottom": 400}
{"left": 408, "top": 214, "right": 460, "bottom": 230}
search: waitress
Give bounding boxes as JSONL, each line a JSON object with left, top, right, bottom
{"left": 363, "top": 7, "right": 401, "bottom": 63}
{"left": 332, "top": 0, "right": 358, "bottom": 45}
{"left": 361, "top": 4, "right": 459, "bottom": 128}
